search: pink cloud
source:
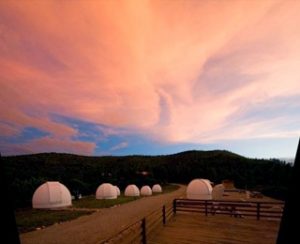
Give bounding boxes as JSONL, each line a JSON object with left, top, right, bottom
{"left": 1, "top": 0, "right": 300, "bottom": 154}
{"left": 0, "top": 122, "right": 20, "bottom": 137}
{"left": 2, "top": 136, "right": 96, "bottom": 156}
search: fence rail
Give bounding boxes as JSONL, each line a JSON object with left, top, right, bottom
{"left": 174, "top": 198, "right": 284, "bottom": 220}
{"left": 100, "top": 202, "right": 173, "bottom": 244}
{"left": 100, "top": 198, "right": 284, "bottom": 244}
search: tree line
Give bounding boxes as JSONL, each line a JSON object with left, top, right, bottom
{"left": 2, "top": 150, "right": 292, "bottom": 208}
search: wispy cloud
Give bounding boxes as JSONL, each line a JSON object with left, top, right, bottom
{"left": 0, "top": 0, "right": 300, "bottom": 156}
{"left": 110, "top": 142, "right": 129, "bottom": 152}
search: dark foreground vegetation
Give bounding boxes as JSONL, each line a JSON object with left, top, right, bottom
{"left": 3, "top": 150, "right": 292, "bottom": 207}
{"left": 15, "top": 209, "right": 94, "bottom": 233}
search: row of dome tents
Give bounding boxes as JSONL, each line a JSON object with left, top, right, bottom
{"left": 32, "top": 181, "right": 163, "bottom": 209}
{"left": 32, "top": 179, "right": 222, "bottom": 209}
{"left": 94, "top": 183, "right": 163, "bottom": 199}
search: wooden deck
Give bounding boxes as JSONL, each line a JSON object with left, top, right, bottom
{"left": 148, "top": 212, "right": 280, "bottom": 244}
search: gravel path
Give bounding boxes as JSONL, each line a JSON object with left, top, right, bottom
{"left": 20, "top": 185, "right": 186, "bottom": 244}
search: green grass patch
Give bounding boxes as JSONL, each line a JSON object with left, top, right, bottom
{"left": 73, "top": 195, "right": 140, "bottom": 209}
{"left": 162, "top": 184, "right": 180, "bottom": 193}
{"left": 16, "top": 184, "right": 180, "bottom": 233}
{"left": 15, "top": 209, "right": 94, "bottom": 233}
{"left": 74, "top": 184, "right": 179, "bottom": 208}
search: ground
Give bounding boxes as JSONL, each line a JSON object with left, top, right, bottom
{"left": 149, "top": 213, "right": 280, "bottom": 244}
{"left": 20, "top": 185, "right": 186, "bottom": 244}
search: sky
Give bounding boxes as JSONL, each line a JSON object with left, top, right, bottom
{"left": 0, "top": 0, "right": 300, "bottom": 159}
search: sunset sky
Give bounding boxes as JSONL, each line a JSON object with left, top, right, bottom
{"left": 1, "top": 0, "right": 300, "bottom": 158}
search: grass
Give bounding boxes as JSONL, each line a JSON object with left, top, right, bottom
{"left": 16, "top": 184, "right": 180, "bottom": 233}
{"left": 161, "top": 184, "right": 180, "bottom": 193}
{"left": 73, "top": 195, "right": 140, "bottom": 209}
{"left": 15, "top": 209, "right": 94, "bottom": 233}
{"left": 73, "top": 184, "right": 179, "bottom": 208}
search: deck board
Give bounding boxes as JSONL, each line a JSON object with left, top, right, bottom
{"left": 148, "top": 213, "right": 280, "bottom": 244}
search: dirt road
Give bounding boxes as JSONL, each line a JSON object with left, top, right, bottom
{"left": 21, "top": 185, "right": 186, "bottom": 244}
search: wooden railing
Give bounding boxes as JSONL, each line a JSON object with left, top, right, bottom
{"left": 100, "top": 199, "right": 284, "bottom": 243}
{"left": 100, "top": 202, "right": 173, "bottom": 244}
{"left": 174, "top": 198, "right": 284, "bottom": 220}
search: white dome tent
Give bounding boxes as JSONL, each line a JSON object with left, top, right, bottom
{"left": 203, "top": 179, "right": 213, "bottom": 186}
{"left": 152, "top": 184, "right": 162, "bottom": 193}
{"left": 115, "top": 186, "right": 121, "bottom": 196}
{"left": 212, "top": 184, "right": 225, "bottom": 200}
{"left": 32, "top": 181, "right": 72, "bottom": 209}
{"left": 186, "top": 179, "right": 212, "bottom": 200}
{"left": 141, "top": 186, "right": 152, "bottom": 196}
{"left": 124, "top": 184, "right": 140, "bottom": 197}
{"left": 96, "top": 183, "right": 117, "bottom": 199}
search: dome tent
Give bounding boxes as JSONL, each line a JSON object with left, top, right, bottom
{"left": 203, "top": 179, "right": 213, "bottom": 186}
{"left": 32, "top": 181, "right": 72, "bottom": 209}
{"left": 141, "top": 186, "right": 152, "bottom": 196}
{"left": 96, "top": 183, "right": 117, "bottom": 199}
{"left": 124, "top": 184, "right": 140, "bottom": 197}
{"left": 212, "top": 184, "right": 225, "bottom": 200}
{"left": 152, "top": 184, "right": 162, "bottom": 193}
{"left": 186, "top": 179, "right": 212, "bottom": 200}
{"left": 115, "top": 186, "right": 121, "bottom": 196}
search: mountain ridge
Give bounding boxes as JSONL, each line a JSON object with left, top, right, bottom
{"left": 2, "top": 149, "right": 244, "bottom": 159}
{"left": 2, "top": 149, "right": 291, "bottom": 207}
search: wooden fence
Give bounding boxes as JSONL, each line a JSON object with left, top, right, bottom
{"left": 100, "top": 198, "right": 284, "bottom": 243}
{"left": 100, "top": 202, "right": 173, "bottom": 244}
{"left": 174, "top": 198, "right": 284, "bottom": 220}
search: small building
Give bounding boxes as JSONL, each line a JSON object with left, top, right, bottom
{"left": 141, "top": 185, "right": 152, "bottom": 196}
{"left": 186, "top": 179, "right": 212, "bottom": 200}
{"left": 152, "top": 184, "right": 162, "bottom": 193}
{"left": 212, "top": 184, "right": 225, "bottom": 200}
{"left": 96, "top": 183, "right": 118, "bottom": 199}
{"left": 32, "top": 181, "right": 72, "bottom": 209}
{"left": 222, "top": 179, "right": 235, "bottom": 189}
{"left": 124, "top": 184, "right": 140, "bottom": 197}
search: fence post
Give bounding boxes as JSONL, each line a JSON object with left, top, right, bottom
{"left": 205, "top": 200, "right": 208, "bottom": 216}
{"left": 162, "top": 205, "right": 166, "bottom": 225}
{"left": 256, "top": 203, "right": 261, "bottom": 220}
{"left": 142, "top": 218, "right": 146, "bottom": 244}
{"left": 173, "top": 199, "right": 177, "bottom": 215}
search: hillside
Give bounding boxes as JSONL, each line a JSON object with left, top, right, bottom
{"left": 2, "top": 150, "right": 292, "bottom": 207}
